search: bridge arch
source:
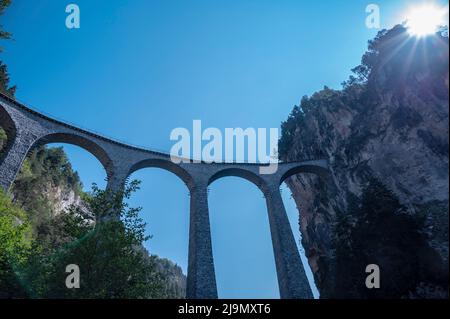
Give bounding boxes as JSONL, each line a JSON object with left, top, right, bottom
{"left": 208, "top": 167, "right": 268, "bottom": 193}
{"left": 279, "top": 163, "right": 329, "bottom": 186}
{"left": 207, "top": 172, "right": 279, "bottom": 298}
{"left": 28, "top": 132, "right": 114, "bottom": 177}
{"left": 128, "top": 158, "right": 194, "bottom": 189}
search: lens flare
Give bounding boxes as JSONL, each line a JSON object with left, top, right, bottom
{"left": 405, "top": 4, "right": 448, "bottom": 36}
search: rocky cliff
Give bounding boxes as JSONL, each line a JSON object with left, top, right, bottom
{"left": 279, "top": 25, "right": 448, "bottom": 298}
{"left": 154, "top": 257, "right": 187, "bottom": 298}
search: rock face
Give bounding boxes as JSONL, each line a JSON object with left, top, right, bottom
{"left": 279, "top": 26, "right": 448, "bottom": 297}
{"left": 38, "top": 183, "right": 95, "bottom": 225}
{"left": 155, "top": 257, "right": 187, "bottom": 298}
{"left": 44, "top": 185, "right": 87, "bottom": 215}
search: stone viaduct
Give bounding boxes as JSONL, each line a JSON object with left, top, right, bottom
{"left": 0, "top": 92, "right": 328, "bottom": 299}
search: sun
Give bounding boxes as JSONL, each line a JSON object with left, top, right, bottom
{"left": 405, "top": 4, "right": 448, "bottom": 36}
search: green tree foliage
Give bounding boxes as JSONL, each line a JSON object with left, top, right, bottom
{"left": 4, "top": 181, "right": 170, "bottom": 298}
{"left": 0, "top": 0, "right": 15, "bottom": 154}
{"left": 0, "top": 0, "right": 11, "bottom": 41}
{"left": 343, "top": 25, "right": 448, "bottom": 89}
{"left": 1, "top": 143, "right": 181, "bottom": 298}
{"left": 0, "top": 0, "right": 15, "bottom": 97}
{"left": 0, "top": 61, "right": 15, "bottom": 97}
{"left": 15, "top": 146, "right": 82, "bottom": 193}
{"left": 322, "top": 178, "right": 448, "bottom": 298}
{"left": 0, "top": 189, "right": 32, "bottom": 298}
{"left": 23, "top": 181, "right": 166, "bottom": 298}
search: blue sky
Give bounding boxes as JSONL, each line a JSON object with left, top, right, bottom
{"left": 2, "top": 0, "right": 447, "bottom": 298}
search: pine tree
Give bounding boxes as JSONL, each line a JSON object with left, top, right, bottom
{"left": 0, "top": 0, "right": 15, "bottom": 97}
